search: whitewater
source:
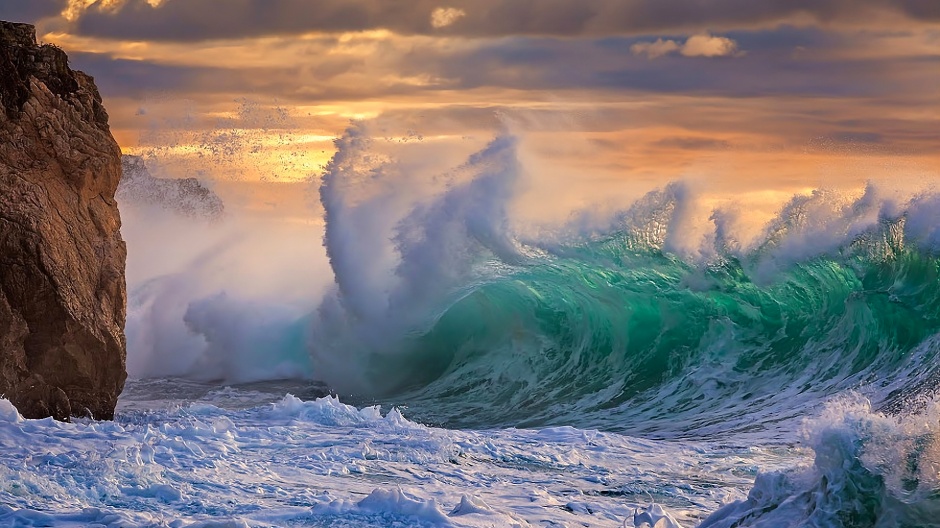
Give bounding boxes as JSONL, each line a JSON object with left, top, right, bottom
{"left": 5, "top": 121, "right": 940, "bottom": 527}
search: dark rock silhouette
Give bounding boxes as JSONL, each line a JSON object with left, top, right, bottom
{"left": 119, "top": 155, "right": 225, "bottom": 220}
{"left": 0, "top": 21, "right": 126, "bottom": 420}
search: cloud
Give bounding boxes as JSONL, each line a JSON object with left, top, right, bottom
{"left": 653, "top": 137, "right": 733, "bottom": 150}
{"left": 55, "top": 0, "right": 940, "bottom": 43}
{"left": 0, "top": 0, "right": 67, "bottom": 24}
{"left": 681, "top": 33, "right": 740, "bottom": 57}
{"left": 58, "top": 25, "right": 910, "bottom": 106}
{"left": 63, "top": 0, "right": 124, "bottom": 22}
{"left": 832, "top": 131, "right": 884, "bottom": 144}
{"left": 629, "top": 38, "right": 679, "bottom": 59}
{"left": 431, "top": 7, "right": 465, "bottom": 29}
{"left": 632, "top": 33, "right": 741, "bottom": 59}
{"left": 66, "top": 51, "right": 245, "bottom": 97}
{"left": 61, "top": 0, "right": 167, "bottom": 22}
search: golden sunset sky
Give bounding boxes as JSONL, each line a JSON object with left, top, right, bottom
{"left": 3, "top": 0, "right": 940, "bottom": 220}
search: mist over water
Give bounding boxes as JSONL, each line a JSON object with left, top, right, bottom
{"left": 120, "top": 190, "right": 331, "bottom": 383}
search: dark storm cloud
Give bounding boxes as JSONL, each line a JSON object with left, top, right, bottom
{"left": 70, "top": 0, "right": 940, "bottom": 42}
{"left": 723, "top": 26, "right": 841, "bottom": 53}
{"left": 390, "top": 33, "right": 900, "bottom": 99}
{"left": 589, "top": 57, "right": 886, "bottom": 98}
{"left": 64, "top": 25, "right": 919, "bottom": 106}
{"left": 0, "top": 0, "right": 66, "bottom": 24}
{"left": 65, "top": 48, "right": 461, "bottom": 105}
{"left": 67, "top": 51, "right": 280, "bottom": 99}
{"left": 74, "top": 0, "right": 444, "bottom": 41}
{"left": 832, "top": 131, "right": 884, "bottom": 144}
{"left": 653, "top": 137, "right": 733, "bottom": 150}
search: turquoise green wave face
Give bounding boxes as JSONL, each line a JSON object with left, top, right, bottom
{"left": 314, "top": 128, "right": 940, "bottom": 438}
{"left": 361, "top": 223, "right": 940, "bottom": 438}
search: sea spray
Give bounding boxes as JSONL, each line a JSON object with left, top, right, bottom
{"left": 312, "top": 122, "right": 526, "bottom": 393}
{"left": 121, "top": 120, "right": 940, "bottom": 441}
{"left": 309, "top": 132, "right": 940, "bottom": 436}
{"left": 700, "top": 395, "right": 940, "bottom": 527}
{"left": 121, "top": 191, "right": 329, "bottom": 382}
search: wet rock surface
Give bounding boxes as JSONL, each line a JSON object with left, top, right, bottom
{"left": 0, "top": 21, "right": 127, "bottom": 420}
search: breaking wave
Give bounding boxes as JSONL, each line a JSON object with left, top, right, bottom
{"left": 310, "top": 123, "right": 940, "bottom": 439}
{"left": 121, "top": 121, "right": 940, "bottom": 441}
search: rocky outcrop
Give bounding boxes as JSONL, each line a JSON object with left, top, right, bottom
{"left": 119, "top": 155, "right": 225, "bottom": 220}
{"left": 0, "top": 21, "right": 126, "bottom": 420}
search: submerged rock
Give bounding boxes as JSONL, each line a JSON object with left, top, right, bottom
{"left": 118, "top": 155, "right": 225, "bottom": 220}
{"left": 0, "top": 21, "right": 126, "bottom": 420}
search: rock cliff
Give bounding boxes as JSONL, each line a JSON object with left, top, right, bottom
{"left": 119, "top": 155, "right": 225, "bottom": 220}
{"left": 0, "top": 21, "right": 126, "bottom": 420}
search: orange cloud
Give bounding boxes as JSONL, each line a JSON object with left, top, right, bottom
{"left": 680, "top": 33, "right": 740, "bottom": 57}
{"left": 20, "top": 0, "right": 937, "bottom": 203}
{"left": 629, "top": 38, "right": 679, "bottom": 59}
{"left": 631, "top": 33, "right": 741, "bottom": 59}
{"left": 431, "top": 7, "right": 466, "bottom": 29}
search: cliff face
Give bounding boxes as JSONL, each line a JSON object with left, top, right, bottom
{"left": 0, "top": 22, "right": 127, "bottom": 420}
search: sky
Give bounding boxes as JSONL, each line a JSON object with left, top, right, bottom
{"left": 2, "top": 0, "right": 940, "bottom": 219}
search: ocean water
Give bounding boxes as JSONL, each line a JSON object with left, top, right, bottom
{"left": 0, "top": 382, "right": 783, "bottom": 527}
{"left": 6, "top": 124, "right": 940, "bottom": 526}
{"left": 2, "top": 382, "right": 940, "bottom": 526}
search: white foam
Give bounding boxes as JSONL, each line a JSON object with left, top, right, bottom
{"left": 699, "top": 394, "right": 940, "bottom": 527}
{"left": 313, "top": 123, "right": 527, "bottom": 395}
{"left": 0, "top": 390, "right": 782, "bottom": 527}
{"left": 633, "top": 503, "right": 684, "bottom": 528}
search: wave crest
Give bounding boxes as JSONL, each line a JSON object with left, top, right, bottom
{"left": 310, "top": 124, "right": 940, "bottom": 437}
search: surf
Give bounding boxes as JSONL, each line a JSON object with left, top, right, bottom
{"left": 120, "top": 121, "right": 940, "bottom": 442}
{"left": 305, "top": 124, "right": 940, "bottom": 440}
